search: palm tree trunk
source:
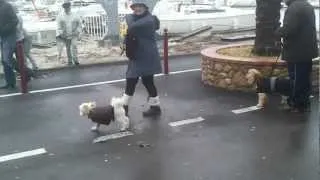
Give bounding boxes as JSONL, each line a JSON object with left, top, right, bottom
{"left": 252, "top": 0, "right": 282, "bottom": 56}
{"left": 97, "top": 0, "right": 119, "bottom": 44}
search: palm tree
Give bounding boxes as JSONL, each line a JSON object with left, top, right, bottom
{"left": 252, "top": 0, "right": 282, "bottom": 56}
{"left": 96, "top": 0, "right": 119, "bottom": 44}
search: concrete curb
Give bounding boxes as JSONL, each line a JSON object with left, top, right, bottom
{"left": 40, "top": 51, "right": 200, "bottom": 72}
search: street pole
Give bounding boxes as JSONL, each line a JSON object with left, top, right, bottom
{"left": 16, "top": 41, "right": 28, "bottom": 94}
{"left": 163, "top": 29, "right": 169, "bottom": 75}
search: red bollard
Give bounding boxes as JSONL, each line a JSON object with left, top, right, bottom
{"left": 163, "top": 28, "right": 169, "bottom": 75}
{"left": 16, "top": 41, "right": 28, "bottom": 94}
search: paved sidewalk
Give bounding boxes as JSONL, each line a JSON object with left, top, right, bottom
{"left": 0, "top": 33, "right": 252, "bottom": 74}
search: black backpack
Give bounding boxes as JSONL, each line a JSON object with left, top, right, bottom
{"left": 125, "top": 32, "right": 138, "bottom": 60}
{"left": 153, "top": 15, "right": 160, "bottom": 30}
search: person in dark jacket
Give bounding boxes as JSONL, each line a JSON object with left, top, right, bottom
{"left": 12, "top": 6, "right": 36, "bottom": 81}
{"left": 0, "top": 0, "right": 19, "bottom": 89}
{"left": 277, "top": 0, "right": 318, "bottom": 112}
{"left": 121, "top": 0, "right": 162, "bottom": 117}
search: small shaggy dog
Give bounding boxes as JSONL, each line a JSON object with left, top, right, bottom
{"left": 79, "top": 97, "right": 129, "bottom": 132}
{"left": 246, "top": 69, "right": 291, "bottom": 108}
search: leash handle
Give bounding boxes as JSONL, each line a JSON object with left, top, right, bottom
{"left": 269, "top": 54, "right": 280, "bottom": 77}
{"left": 268, "top": 41, "right": 283, "bottom": 77}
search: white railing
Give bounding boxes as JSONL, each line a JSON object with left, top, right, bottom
{"left": 82, "top": 14, "right": 108, "bottom": 41}
{"left": 24, "top": 13, "right": 127, "bottom": 47}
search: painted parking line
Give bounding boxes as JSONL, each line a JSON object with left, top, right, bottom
{"left": 93, "top": 131, "right": 134, "bottom": 143}
{"left": 169, "top": 117, "right": 205, "bottom": 127}
{"left": 0, "top": 148, "right": 47, "bottom": 163}
{"left": 231, "top": 106, "right": 262, "bottom": 114}
{"left": 0, "top": 68, "right": 201, "bottom": 99}
{"left": 0, "top": 93, "right": 23, "bottom": 98}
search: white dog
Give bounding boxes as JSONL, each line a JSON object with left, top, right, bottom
{"left": 246, "top": 69, "right": 289, "bottom": 108}
{"left": 79, "top": 97, "right": 129, "bottom": 132}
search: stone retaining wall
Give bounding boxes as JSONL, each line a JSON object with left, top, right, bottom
{"left": 201, "top": 44, "right": 319, "bottom": 92}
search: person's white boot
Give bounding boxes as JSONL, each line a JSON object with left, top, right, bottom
{"left": 257, "top": 93, "right": 268, "bottom": 108}
{"left": 121, "top": 94, "right": 132, "bottom": 116}
{"left": 91, "top": 123, "right": 100, "bottom": 132}
{"left": 143, "top": 96, "right": 161, "bottom": 117}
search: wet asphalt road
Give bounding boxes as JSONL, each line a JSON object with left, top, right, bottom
{"left": 0, "top": 55, "right": 319, "bottom": 180}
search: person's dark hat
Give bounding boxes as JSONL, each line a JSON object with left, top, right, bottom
{"left": 62, "top": 0, "right": 71, "bottom": 8}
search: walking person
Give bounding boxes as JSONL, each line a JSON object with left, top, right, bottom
{"left": 56, "top": 0, "right": 81, "bottom": 66}
{"left": 121, "top": 0, "right": 162, "bottom": 117}
{"left": 22, "top": 29, "right": 38, "bottom": 70}
{"left": 13, "top": 6, "right": 36, "bottom": 81}
{"left": 0, "top": 0, "right": 19, "bottom": 89}
{"left": 277, "top": 0, "right": 318, "bottom": 112}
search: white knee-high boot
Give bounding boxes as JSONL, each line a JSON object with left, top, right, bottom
{"left": 143, "top": 96, "right": 161, "bottom": 117}
{"left": 121, "top": 94, "right": 132, "bottom": 116}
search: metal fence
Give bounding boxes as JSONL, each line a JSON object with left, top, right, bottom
{"left": 82, "top": 14, "right": 109, "bottom": 41}
{"left": 27, "top": 14, "right": 114, "bottom": 47}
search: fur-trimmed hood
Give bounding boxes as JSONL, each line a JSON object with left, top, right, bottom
{"left": 130, "top": 0, "right": 149, "bottom": 9}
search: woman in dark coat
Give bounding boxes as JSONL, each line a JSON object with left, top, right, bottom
{"left": 121, "top": 0, "right": 162, "bottom": 117}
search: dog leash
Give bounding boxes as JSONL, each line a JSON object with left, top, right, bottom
{"left": 269, "top": 54, "right": 281, "bottom": 77}
{"left": 268, "top": 42, "right": 283, "bottom": 77}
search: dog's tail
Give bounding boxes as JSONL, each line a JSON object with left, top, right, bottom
{"left": 248, "top": 69, "right": 263, "bottom": 78}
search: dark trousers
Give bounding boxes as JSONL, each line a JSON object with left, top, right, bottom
{"left": 57, "top": 37, "right": 78, "bottom": 64}
{"left": 287, "top": 62, "right": 312, "bottom": 108}
{"left": 125, "top": 75, "right": 158, "bottom": 97}
{"left": 1, "top": 34, "right": 16, "bottom": 87}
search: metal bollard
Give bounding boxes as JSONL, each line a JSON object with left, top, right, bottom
{"left": 16, "top": 41, "right": 28, "bottom": 94}
{"left": 163, "top": 28, "right": 169, "bottom": 75}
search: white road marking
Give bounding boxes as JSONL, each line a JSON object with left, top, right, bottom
{"left": 169, "top": 117, "right": 205, "bottom": 127}
{"left": 231, "top": 106, "right": 262, "bottom": 114}
{"left": 0, "top": 148, "right": 47, "bottom": 163}
{"left": 0, "top": 93, "right": 23, "bottom": 98}
{"left": 93, "top": 131, "right": 134, "bottom": 143}
{"left": 165, "top": 68, "right": 201, "bottom": 75}
{"left": 29, "top": 79, "right": 125, "bottom": 94}
{"left": 0, "top": 68, "right": 201, "bottom": 99}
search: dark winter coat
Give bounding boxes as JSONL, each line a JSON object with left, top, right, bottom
{"left": 277, "top": 0, "right": 318, "bottom": 62}
{"left": 0, "top": 1, "right": 18, "bottom": 37}
{"left": 125, "top": 12, "right": 162, "bottom": 78}
{"left": 88, "top": 106, "right": 115, "bottom": 125}
{"left": 257, "top": 77, "right": 292, "bottom": 97}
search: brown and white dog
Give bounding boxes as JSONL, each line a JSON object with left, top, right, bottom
{"left": 79, "top": 97, "right": 129, "bottom": 132}
{"left": 246, "top": 69, "right": 290, "bottom": 108}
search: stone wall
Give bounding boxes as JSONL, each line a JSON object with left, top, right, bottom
{"left": 201, "top": 56, "right": 287, "bottom": 91}
{"left": 201, "top": 45, "right": 319, "bottom": 92}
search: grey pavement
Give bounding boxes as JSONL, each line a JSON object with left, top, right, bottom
{"left": 0, "top": 55, "right": 318, "bottom": 180}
